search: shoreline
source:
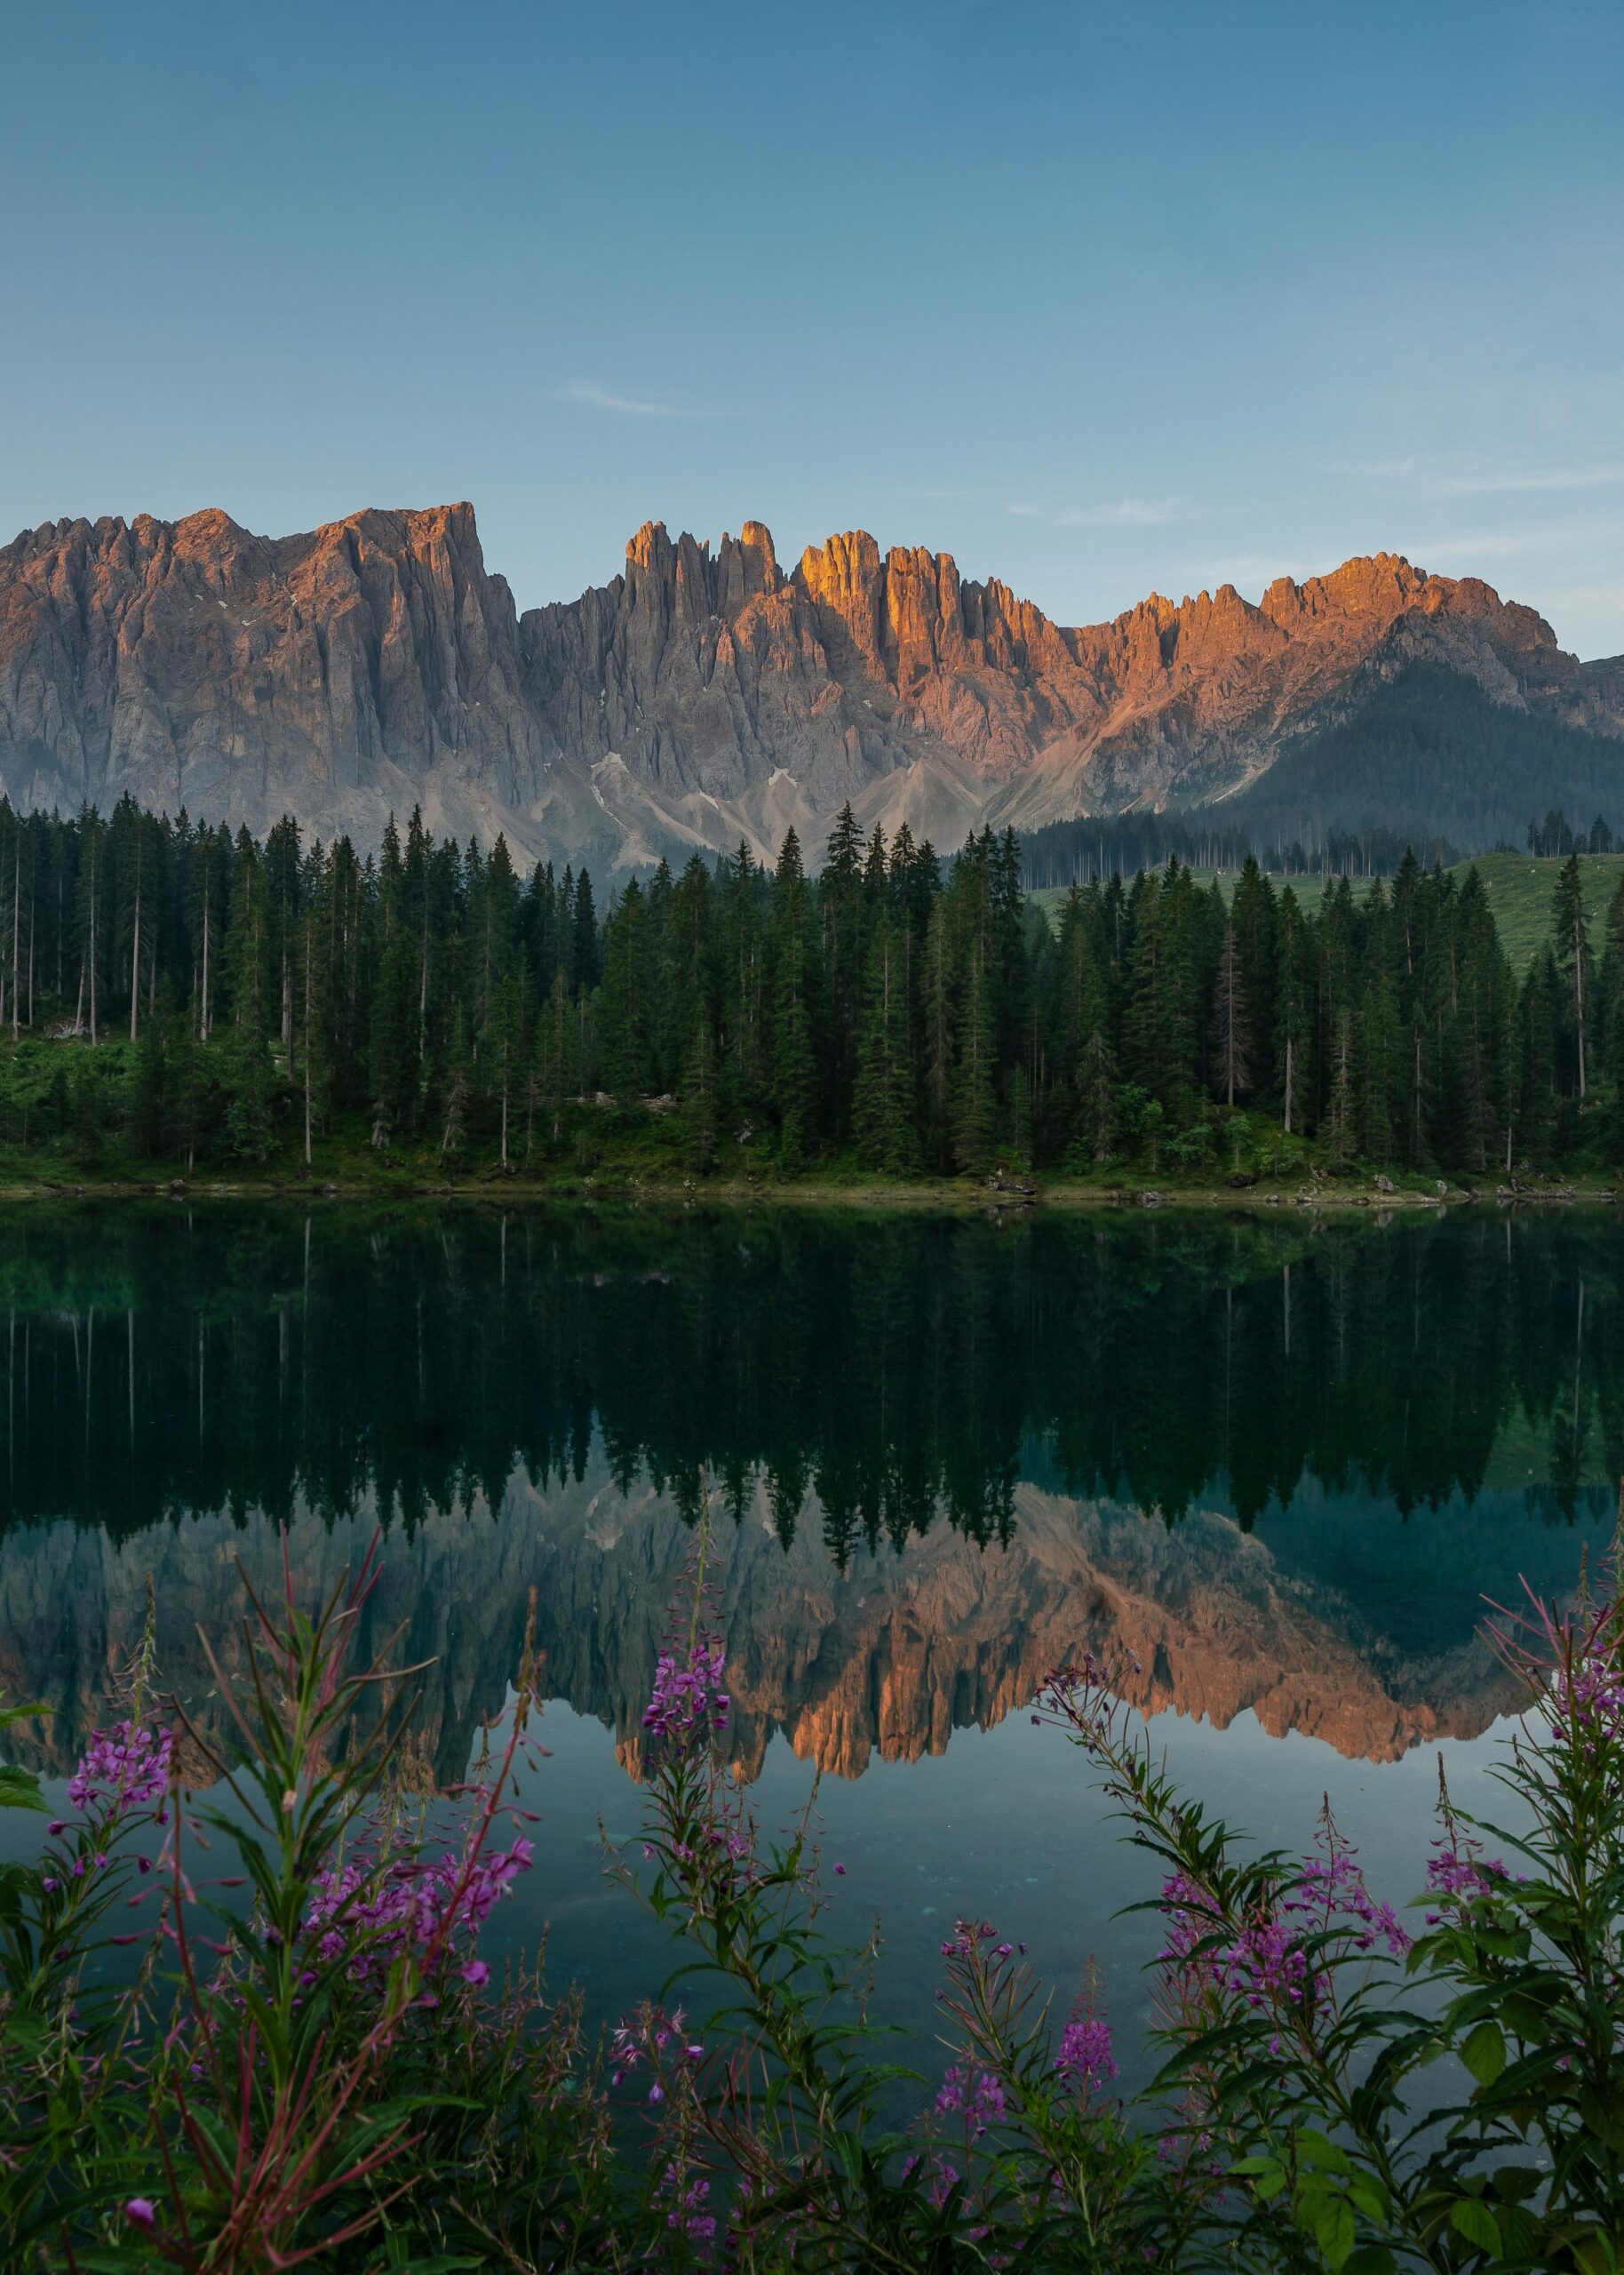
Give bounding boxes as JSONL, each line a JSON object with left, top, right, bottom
{"left": 0, "top": 1172, "right": 1616, "bottom": 1214}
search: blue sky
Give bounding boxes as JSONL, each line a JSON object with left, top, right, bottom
{"left": 4, "top": 0, "right": 1621, "bottom": 655}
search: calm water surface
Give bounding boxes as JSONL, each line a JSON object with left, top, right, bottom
{"left": 0, "top": 1203, "right": 1615, "bottom": 2084}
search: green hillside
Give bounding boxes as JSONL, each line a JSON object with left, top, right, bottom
{"left": 1032, "top": 852, "right": 1624, "bottom": 970}
{"left": 1453, "top": 851, "right": 1624, "bottom": 970}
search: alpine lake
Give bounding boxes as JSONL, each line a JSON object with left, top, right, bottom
{"left": 0, "top": 1200, "right": 1614, "bottom": 2093}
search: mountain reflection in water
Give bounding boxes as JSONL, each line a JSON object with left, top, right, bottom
{"left": 0, "top": 1205, "right": 1612, "bottom": 1786}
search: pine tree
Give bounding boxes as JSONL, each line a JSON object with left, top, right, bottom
{"left": 1230, "top": 857, "right": 1278, "bottom": 1074}
{"left": 768, "top": 831, "right": 818, "bottom": 1168}
{"left": 440, "top": 1005, "right": 472, "bottom": 1162}
{"left": 951, "top": 940, "right": 998, "bottom": 1173}
{"left": 369, "top": 912, "right": 418, "bottom": 1144}
{"left": 820, "top": 802, "right": 866, "bottom": 1138}
{"left": 1209, "top": 922, "right": 1254, "bottom": 1107}
{"left": 600, "top": 880, "right": 655, "bottom": 1100}
{"left": 222, "top": 841, "right": 275, "bottom": 1160}
{"left": 852, "top": 914, "right": 918, "bottom": 1173}
{"left": 1550, "top": 852, "right": 1593, "bottom": 1099}
{"left": 1515, "top": 954, "right": 1559, "bottom": 1163}
{"left": 487, "top": 970, "right": 528, "bottom": 1169}
{"left": 682, "top": 1014, "right": 718, "bottom": 1173}
{"left": 1600, "top": 874, "right": 1624, "bottom": 1168}
{"left": 920, "top": 899, "right": 955, "bottom": 1168}
{"left": 1274, "top": 887, "right": 1314, "bottom": 1138}
{"left": 1325, "top": 1008, "right": 1357, "bottom": 1170}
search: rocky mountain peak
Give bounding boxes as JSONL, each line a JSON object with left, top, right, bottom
{"left": 0, "top": 503, "right": 1617, "bottom": 871}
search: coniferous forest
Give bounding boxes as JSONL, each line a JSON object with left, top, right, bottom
{"left": 0, "top": 794, "right": 1620, "bottom": 1184}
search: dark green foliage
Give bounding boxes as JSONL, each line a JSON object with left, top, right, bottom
{"left": 1233, "top": 659, "right": 1624, "bottom": 851}
{"left": 0, "top": 796, "right": 1617, "bottom": 1183}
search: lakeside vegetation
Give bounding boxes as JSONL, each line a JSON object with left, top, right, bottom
{"left": 5, "top": 1509, "right": 1623, "bottom": 2269}
{"left": 2, "top": 800, "right": 1624, "bottom": 1195}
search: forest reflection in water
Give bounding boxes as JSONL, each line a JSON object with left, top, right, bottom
{"left": 0, "top": 1200, "right": 1612, "bottom": 1781}
{"left": 2, "top": 1200, "right": 1614, "bottom": 2071}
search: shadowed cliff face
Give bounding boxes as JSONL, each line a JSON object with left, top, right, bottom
{"left": 0, "top": 505, "right": 617, "bottom": 866}
{"left": 0, "top": 1465, "right": 1532, "bottom": 1790}
{"left": 2, "top": 504, "right": 1617, "bottom": 868}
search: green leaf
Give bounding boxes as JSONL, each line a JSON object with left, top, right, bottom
{"left": 1461, "top": 2019, "right": 1506, "bottom": 2086}
{"left": 1578, "top": 2087, "right": 1624, "bottom": 2153}
{"left": 0, "top": 1764, "right": 47, "bottom": 1812}
{"left": 1346, "top": 2173, "right": 1390, "bottom": 2223}
{"left": 1450, "top": 2198, "right": 1501, "bottom": 2254}
{"left": 1488, "top": 2164, "right": 1541, "bottom": 2204}
{"left": 1343, "top": 2250, "right": 1397, "bottom": 2275}
{"left": 1309, "top": 2191, "right": 1357, "bottom": 2270}
{"left": 1296, "top": 2128, "right": 1352, "bottom": 2175}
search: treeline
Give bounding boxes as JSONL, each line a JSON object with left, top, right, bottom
{"left": 0, "top": 797, "right": 1620, "bottom": 1179}
{"left": 1524, "top": 808, "right": 1618, "bottom": 858}
{"left": 1020, "top": 814, "right": 1455, "bottom": 887}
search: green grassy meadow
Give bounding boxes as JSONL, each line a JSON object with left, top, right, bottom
{"left": 1033, "top": 852, "right": 1624, "bottom": 970}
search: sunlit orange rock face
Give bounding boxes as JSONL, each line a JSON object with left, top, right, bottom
{"left": 0, "top": 1473, "right": 1521, "bottom": 1788}
{"left": 2, "top": 504, "right": 1618, "bottom": 868}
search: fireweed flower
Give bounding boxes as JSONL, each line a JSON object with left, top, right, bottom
{"left": 659, "top": 2163, "right": 718, "bottom": 2247}
{"left": 1425, "top": 1843, "right": 1507, "bottom": 1913}
{"left": 67, "top": 1721, "right": 172, "bottom": 1816}
{"left": 1158, "top": 1832, "right": 1406, "bottom": 2020}
{"left": 302, "top": 1829, "right": 533, "bottom": 1981}
{"left": 1055, "top": 2015, "right": 1118, "bottom": 2095}
{"left": 641, "top": 1636, "right": 729, "bottom": 1748}
{"left": 935, "top": 2063, "right": 1007, "bottom": 2138}
{"left": 1287, "top": 1845, "right": 1410, "bottom": 1957}
{"left": 609, "top": 2001, "right": 690, "bottom": 2089}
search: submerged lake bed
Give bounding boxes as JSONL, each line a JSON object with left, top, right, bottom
{"left": 0, "top": 1201, "right": 1612, "bottom": 2075}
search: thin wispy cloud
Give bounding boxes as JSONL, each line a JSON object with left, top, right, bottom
{"left": 559, "top": 379, "right": 683, "bottom": 419}
{"left": 1008, "top": 498, "right": 1181, "bottom": 528}
{"left": 1431, "top": 469, "right": 1622, "bottom": 497}
{"left": 1326, "top": 455, "right": 1621, "bottom": 499}
{"left": 1408, "top": 523, "right": 1613, "bottom": 562}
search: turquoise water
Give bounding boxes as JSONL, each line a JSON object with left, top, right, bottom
{"left": 0, "top": 1202, "right": 1612, "bottom": 2082}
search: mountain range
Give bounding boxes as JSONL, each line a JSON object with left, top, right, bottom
{"left": 2, "top": 500, "right": 1620, "bottom": 870}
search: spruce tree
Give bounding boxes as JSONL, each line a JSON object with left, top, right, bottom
{"left": 682, "top": 1013, "right": 718, "bottom": 1173}
{"left": 852, "top": 913, "right": 918, "bottom": 1173}
{"left": 921, "top": 899, "right": 955, "bottom": 1168}
{"left": 222, "top": 842, "right": 275, "bottom": 1160}
{"left": 1550, "top": 852, "right": 1593, "bottom": 1098}
{"left": 1209, "top": 921, "right": 1254, "bottom": 1107}
{"left": 768, "top": 831, "right": 818, "bottom": 1168}
{"left": 951, "top": 940, "right": 998, "bottom": 1172}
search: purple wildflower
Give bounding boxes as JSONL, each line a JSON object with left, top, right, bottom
{"left": 935, "top": 2063, "right": 1007, "bottom": 2138}
{"left": 1427, "top": 1847, "right": 1505, "bottom": 1902}
{"left": 67, "top": 1721, "right": 171, "bottom": 1816}
{"left": 124, "top": 2199, "right": 156, "bottom": 2229}
{"left": 302, "top": 1829, "right": 532, "bottom": 1982}
{"left": 1055, "top": 2015, "right": 1118, "bottom": 2095}
{"left": 641, "top": 1635, "right": 730, "bottom": 1751}
{"left": 660, "top": 2164, "right": 718, "bottom": 2247}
